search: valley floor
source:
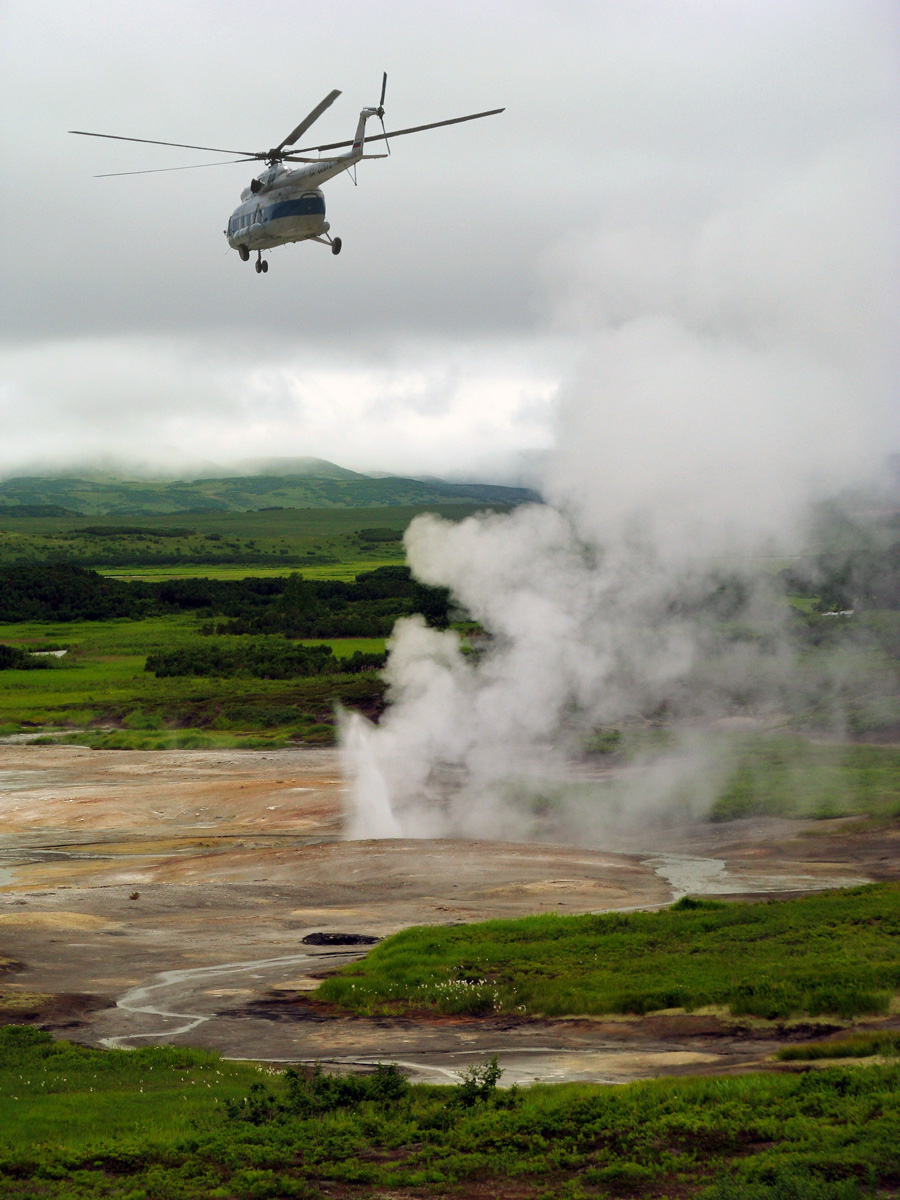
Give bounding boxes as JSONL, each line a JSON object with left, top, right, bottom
{"left": 1, "top": 744, "right": 899, "bottom": 1084}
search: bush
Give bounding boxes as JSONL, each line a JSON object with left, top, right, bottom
{"left": 226, "top": 1062, "right": 410, "bottom": 1124}
{"left": 703, "top": 1171, "right": 866, "bottom": 1200}
{"left": 454, "top": 1057, "right": 503, "bottom": 1107}
{"left": 0, "top": 643, "right": 54, "bottom": 670}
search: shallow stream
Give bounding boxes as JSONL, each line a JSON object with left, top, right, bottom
{"left": 96, "top": 851, "right": 869, "bottom": 1084}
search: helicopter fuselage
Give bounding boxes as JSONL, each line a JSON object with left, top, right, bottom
{"left": 226, "top": 170, "right": 329, "bottom": 251}
{"left": 225, "top": 112, "right": 376, "bottom": 253}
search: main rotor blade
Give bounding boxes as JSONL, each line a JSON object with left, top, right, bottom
{"left": 291, "top": 107, "right": 504, "bottom": 154}
{"left": 274, "top": 89, "right": 341, "bottom": 153}
{"left": 94, "top": 158, "right": 257, "bottom": 178}
{"left": 70, "top": 129, "right": 262, "bottom": 157}
{"left": 379, "top": 72, "right": 387, "bottom": 109}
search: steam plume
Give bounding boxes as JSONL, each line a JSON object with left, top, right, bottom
{"left": 342, "top": 24, "right": 898, "bottom": 842}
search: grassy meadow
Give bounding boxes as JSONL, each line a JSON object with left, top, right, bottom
{"left": 711, "top": 735, "right": 900, "bottom": 822}
{"left": 1, "top": 501, "right": 898, "bottom": 777}
{"left": 582, "top": 727, "right": 900, "bottom": 824}
{"left": 2, "top": 1025, "right": 900, "bottom": 1199}
{"left": 0, "top": 505, "right": 438, "bottom": 742}
{"left": 314, "top": 884, "right": 900, "bottom": 1020}
{"left": 0, "top": 503, "right": 468, "bottom": 743}
{"left": 0, "top": 504, "right": 491, "bottom": 579}
{"left": 0, "top": 613, "right": 387, "bottom": 745}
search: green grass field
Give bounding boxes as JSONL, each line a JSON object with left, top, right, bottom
{"left": 711, "top": 735, "right": 900, "bottom": 822}
{"left": 573, "top": 729, "right": 900, "bottom": 827}
{"left": 98, "top": 559, "right": 403, "bottom": 582}
{"left": 0, "top": 614, "right": 386, "bottom": 744}
{"left": 777, "top": 1031, "right": 900, "bottom": 1062}
{"left": 1, "top": 1026, "right": 898, "bottom": 1199}
{"left": 0, "top": 503, "right": 499, "bottom": 579}
{"left": 314, "top": 884, "right": 900, "bottom": 1021}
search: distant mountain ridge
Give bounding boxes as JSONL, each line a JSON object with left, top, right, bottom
{"left": 0, "top": 459, "right": 540, "bottom": 516}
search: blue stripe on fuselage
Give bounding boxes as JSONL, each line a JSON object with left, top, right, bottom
{"left": 266, "top": 195, "right": 326, "bottom": 221}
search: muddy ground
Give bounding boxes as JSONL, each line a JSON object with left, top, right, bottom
{"left": 1, "top": 744, "right": 898, "bottom": 1085}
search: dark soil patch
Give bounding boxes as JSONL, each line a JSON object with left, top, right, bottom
{"left": 301, "top": 931, "right": 381, "bottom": 946}
{"left": 0, "top": 990, "right": 109, "bottom": 1029}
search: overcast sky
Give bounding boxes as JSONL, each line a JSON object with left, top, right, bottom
{"left": 1, "top": 0, "right": 898, "bottom": 481}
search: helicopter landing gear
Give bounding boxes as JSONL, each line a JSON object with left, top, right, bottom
{"left": 238, "top": 244, "right": 250, "bottom": 262}
{"left": 313, "top": 232, "right": 342, "bottom": 255}
{"left": 255, "top": 252, "right": 268, "bottom": 274}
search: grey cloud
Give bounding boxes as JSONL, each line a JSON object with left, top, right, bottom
{"left": 1, "top": 0, "right": 897, "bottom": 477}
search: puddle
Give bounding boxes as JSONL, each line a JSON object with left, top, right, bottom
{"left": 643, "top": 855, "right": 728, "bottom": 896}
{"left": 644, "top": 853, "right": 870, "bottom": 898}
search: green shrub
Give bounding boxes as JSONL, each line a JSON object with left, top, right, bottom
{"left": 121, "top": 710, "right": 165, "bottom": 730}
{"left": 703, "top": 1171, "right": 866, "bottom": 1200}
{"left": 454, "top": 1057, "right": 503, "bottom": 1107}
{"left": 584, "top": 1161, "right": 657, "bottom": 1189}
{"left": 2, "top": 1028, "right": 900, "bottom": 1197}
{"left": 226, "top": 1062, "right": 410, "bottom": 1124}
{"left": 0, "top": 643, "right": 53, "bottom": 671}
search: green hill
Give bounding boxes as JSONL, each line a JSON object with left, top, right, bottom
{"left": 0, "top": 462, "right": 539, "bottom": 517}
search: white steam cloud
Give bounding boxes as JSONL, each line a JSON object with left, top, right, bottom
{"left": 342, "top": 17, "right": 899, "bottom": 843}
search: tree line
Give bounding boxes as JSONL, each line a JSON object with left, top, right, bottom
{"left": 145, "top": 642, "right": 387, "bottom": 679}
{"left": 0, "top": 563, "right": 451, "bottom": 635}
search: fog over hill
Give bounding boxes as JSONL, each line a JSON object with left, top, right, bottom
{"left": 0, "top": 460, "right": 539, "bottom": 517}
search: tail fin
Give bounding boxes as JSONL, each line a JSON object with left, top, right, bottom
{"left": 352, "top": 109, "right": 376, "bottom": 154}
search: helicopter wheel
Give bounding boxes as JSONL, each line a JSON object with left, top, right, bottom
{"left": 255, "top": 259, "right": 262, "bottom": 273}
{"left": 261, "top": 260, "right": 268, "bottom": 273}
{"left": 238, "top": 245, "right": 250, "bottom": 262}
{"left": 331, "top": 237, "right": 342, "bottom": 256}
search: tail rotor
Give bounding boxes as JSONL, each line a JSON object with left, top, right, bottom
{"left": 376, "top": 71, "right": 390, "bottom": 154}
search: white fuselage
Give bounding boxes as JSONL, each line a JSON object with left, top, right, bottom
{"left": 225, "top": 167, "right": 329, "bottom": 251}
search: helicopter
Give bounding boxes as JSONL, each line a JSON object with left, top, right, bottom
{"left": 70, "top": 76, "right": 503, "bottom": 273}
